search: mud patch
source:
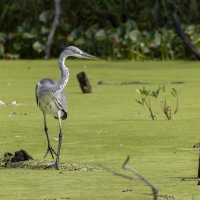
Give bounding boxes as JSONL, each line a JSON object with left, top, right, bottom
{"left": 0, "top": 158, "right": 99, "bottom": 171}
{"left": 6, "top": 160, "right": 99, "bottom": 171}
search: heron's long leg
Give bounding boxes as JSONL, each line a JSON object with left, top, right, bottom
{"left": 55, "top": 111, "right": 63, "bottom": 170}
{"left": 43, "top": 112, "right": 57, "bottom": 159}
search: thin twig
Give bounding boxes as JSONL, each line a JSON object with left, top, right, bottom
{"left": 98, "top": 156, "right": 159, "bottom": 200}
{"left": 97, "top": 163, "right": 139, "bottom": 181}
{"left": 174, "top": 97, "right": 178, "bottom": 114}
{"left": 122, "top": 156, "right": 158, "bottom": 200}
{"left": 44, "top": 0, "right": 61, "bottom": 59}
{"left": 173, "top": 12, "right": 200, "bottom": 60}
{"left": 144, "top": 98, "right": 155, "bottom": 120}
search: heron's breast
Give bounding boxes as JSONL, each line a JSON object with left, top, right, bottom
{"left": 38, "top": 96, "right": 59, "bottom": 115}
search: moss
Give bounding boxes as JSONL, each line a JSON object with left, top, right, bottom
{"left": 0, "top": 159, "right": 99, "bottom": 171}
{"left": 0, "top": 60, "right": 199, "bottom": 200}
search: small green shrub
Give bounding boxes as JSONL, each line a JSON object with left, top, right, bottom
{"left": 136, "top": 84, "right": 179, "bottom": 120}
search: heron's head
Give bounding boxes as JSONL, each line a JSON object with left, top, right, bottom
{"left": 63, "top": 46, "right": 99, "bottom": 60}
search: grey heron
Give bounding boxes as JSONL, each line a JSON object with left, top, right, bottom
{"left": 35, "top": 46, "right": 99, "bottom": 169}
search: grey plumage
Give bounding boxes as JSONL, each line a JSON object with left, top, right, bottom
{"left": 35, "top": 46, "right": 99, "bottom": 170}
{"left": 35, "top": 78, "right": 67, "bottom": 120}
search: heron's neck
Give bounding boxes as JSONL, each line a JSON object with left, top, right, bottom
{"left": 53, "top": 53, "right": 69, "bottom": 94}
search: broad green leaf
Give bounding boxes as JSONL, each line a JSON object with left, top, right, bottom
{"left": 129, "top": 30, "right": 140, "bottom": 42}
{"left": 150, "top": 90, "right": 159, "bottom": 98}
{"left": 140, "top": 88, "right": 149, "bottom": 96}
{"left": 22, "top": 32, "right": 36, "bottom": 39}
{"left": 154, "top": 31, "right": 161, "bottom": 46}
{"left": 136, "top": 87, "right": 149, "bottom": 96}
{"left": 74, "top": 38, "right": 85, "bottom": 46}
{"left": 0, "top": 32, "right": 7, "bottom": 43}
{"left": 13, "top": 43, "right": 21, "bottom": 51}
{"left": 135, "top": 98, "right": 145, "bottom": 105}
{"left": 185, "top": 25, "right": 195, "bottom": 35}
{"left": 125, "top": 19, "right": 137, "bottom": 31}
{"left": 39, "top": 10, "right": 52, "bottom": 23}
{"left": 156, "top": 88, "right": 160, "bottom": 96}
{"left": 140, "top": 43, "right": 150, "bottom": 53}
{"left": 159, "top": 84, "right": 166, "bottom": 92}
{"left": 0, "top": 44, "right": 5, "bottom": 57}
{"left": 70, "top": 29, "right": 81, "bottom": 40}
{"left": 41, "top": 26, "right": 49, "bottom": 34}
{"left": 171, "top": 88, "right": 178, "bottom": 97}
{"left": 85, "top": 27, "right": 95, "bottom": 39}
{"left": 32, "top": 41, "right": 44, "bottom": 53}
{"left": 136, "top": 89, "right": 141, "bottom": 94}
{"left": 67, "top": 35, "right": 74, "bottom": 42}
{"left": 95, "top": 29, "right": 106, "bottom": 41}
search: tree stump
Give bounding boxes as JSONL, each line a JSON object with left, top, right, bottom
{"left": 77, "top": 71, "right": 93, "bottom": 93}
{"left": 198, "top": 156, "right": 200, "bottom": 185}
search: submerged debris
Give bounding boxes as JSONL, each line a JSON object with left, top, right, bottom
{"left": 0, "top": 100, "right": 5, "bottom": 105}
{"left": 122, "top": 188, "right": 133, "bottom": 192}
{"left": 8, "top": 112, "right": 27, "bottom": 117}
{"left": 171, "top": 81, "right": 184, "bottom": 84}
{"left": 0, "top": 100, "right": 19, "bottom": 106}
{"left": 120, "top": 81, "right": 148, "bottom": 85}
{"left": 3, "top": 149, "right": 33, "bottom": 166}
{"left": 158, "top": 194, "right": 175, "bottom": 199}
{"left": 10, "top": 100, "right": 17, "bottom": 106}
{"left": 3, "top": 152, "right": 14, "bottom": 162}
{"left": 12, "top": 149, "right": 33, "bottom": 162}
{"left": 193, "top": 143, "right": 200, "bottom": 148}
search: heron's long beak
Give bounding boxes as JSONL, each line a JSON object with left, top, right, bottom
{"left": 81, "top": 51, "right": 100, "bottom": 60}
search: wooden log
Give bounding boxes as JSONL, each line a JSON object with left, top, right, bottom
{"left": 198, "top": 151, "right": 200, "bottom": 185}
{"left": 77, "top": 71, "right": 93, "bottom": 93}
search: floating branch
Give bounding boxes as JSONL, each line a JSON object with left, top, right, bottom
{"left": 193, "top": 143, "right": 200, "bottom": 185}
{"left": 122, "top": 156, "right": 158, "bottom": 200}
{"left": 198, "top": 152, "right": 200, "bottom": 185}
{"left": 98, "top": 156, "right": 159, "bottom": 200}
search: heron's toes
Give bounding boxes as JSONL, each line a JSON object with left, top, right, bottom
{"left": 44, "top": 161, "right": 60, "bottom": 170}
{"left": 44, "top": 145, "right": 57, "bottom": 159}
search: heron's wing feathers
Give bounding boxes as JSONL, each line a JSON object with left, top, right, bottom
{"left": 35, "top": 78, "right": 67, "bottom": 120}
{"left": 54, "top": 92, "right": 67, "bottom": 120}
{"left": 35, "top": 78, "right": 56, "bottom": 106}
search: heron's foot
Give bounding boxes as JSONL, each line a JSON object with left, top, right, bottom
{"left": 44, "top": 145, "right": 57, "bottom": 159}
{"left": 44, "top": 161, "right": 60, "bottom": 170}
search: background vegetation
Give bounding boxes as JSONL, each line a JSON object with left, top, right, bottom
{"left": 1, "top": 0, "right": 200, "bottom": 60}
